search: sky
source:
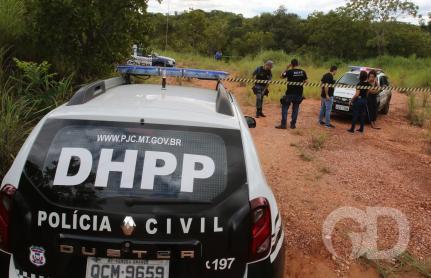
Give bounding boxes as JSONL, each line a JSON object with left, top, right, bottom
{"left": 148, "top": 0, "right": 431, "bottom": 24}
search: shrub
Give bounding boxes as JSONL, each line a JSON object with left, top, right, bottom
{"left": 408, "top": 94, "right": 430, "bottom": 127}
{"left": 310, "top": 131, "right": 328, "bottom": 150}
{"left": 0, "top": 59, "right": 73, "bottom": 178}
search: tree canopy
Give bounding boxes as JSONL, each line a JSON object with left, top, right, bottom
{"left": 148, "top": 5, "right": 431, "bottom": 59}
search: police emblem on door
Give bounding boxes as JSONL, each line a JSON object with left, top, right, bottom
{"left": 122, "top": 216, "right": 136, "bottom": 236}
{"left": 29, "top": 246, "right": 46, "bottom": 267}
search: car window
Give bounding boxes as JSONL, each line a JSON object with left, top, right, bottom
{"left": 337, "top": 73, "right": 359, "bottom": 86}
{"left": 23, "top": 120, "right": 247, "bottom": 208}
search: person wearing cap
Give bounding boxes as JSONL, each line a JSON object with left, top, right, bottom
{"left": 252, "top": 60, "right": 273, "bottom": 118}
{"left": 276, "top": 59, "right": 308, "bottom": 129}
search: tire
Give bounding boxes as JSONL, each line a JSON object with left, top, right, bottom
{"left": 381, "top": 96, "right": 391, "bottom": 115}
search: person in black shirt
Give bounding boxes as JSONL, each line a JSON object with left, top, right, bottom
{"left": 318, "top": 66, "right": 337, "bottom": 128}
{"left": 252, "top": 60, "right": 273, "bottom": 118}
{"left": 276, "top": 59, "right": 308, "bottom": 129}
{"left": 348, "top": 71, "right": 370, "bottom": 133}
{"left": 367, "top": 70, "right": 381, "bottom": 129}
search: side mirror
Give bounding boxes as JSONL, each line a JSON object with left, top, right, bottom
{"left": 245, "top": 116, "right": 256, "bottom": 128}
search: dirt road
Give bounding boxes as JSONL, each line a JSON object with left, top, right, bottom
{"left": 240, "top": 90, "right": 431, "bottom": 277}
{"left": 185, "top": 79, "right": 431, "bottom": 277}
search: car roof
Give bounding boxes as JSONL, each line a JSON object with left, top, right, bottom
{"left": 47, "top": 83, "right": 240, "bottom": 130}
{"left": 345, "top": 71, "right": 386, "bottom": 76}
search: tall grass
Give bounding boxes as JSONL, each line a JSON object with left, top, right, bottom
{"left": 158, "top": 50, "right": 431, "bottom": 103}
{"left": 0, "top": 55, "right": 74, "bottom": 178}
{"left": 0, "top": 0, "right": 25, "bottom": 46}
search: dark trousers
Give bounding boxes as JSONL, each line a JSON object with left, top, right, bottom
{"left": 367, "top": 94, "right": 378, "bottom": 122}
{"left": 281, "top": 94, "right": 302, "bottom": 127}
{"left": 256, "top": 92, "right": 264, "bottom": 112}
{"left": 350, "top": 98, "right": 367, "bottom": 131}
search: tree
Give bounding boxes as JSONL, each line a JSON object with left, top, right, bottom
{"left": 339, "top": 0, "right": 418, "bottom": 55}
{"left": 305, "top": 12, "right": 371, "bottom": 59}
{"left": 256, "top": 7, "right": 305, "bottom": 52}
{"left": 231, "top": 31, "right": 274, "bottom": 56}
{"left": 23, "top": 0, "right": 158, "bottom": 81}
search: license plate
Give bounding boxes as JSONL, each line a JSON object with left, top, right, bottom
{"left": 85, "top": 257, "right": 169, "bottom": 278}
{"left": 336, "top": 104, "right": 349, "bottom": 111}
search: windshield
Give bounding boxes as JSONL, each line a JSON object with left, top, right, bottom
{"left": 23, "top": 119, "right": 246, "bottom": 209}
{"left": 337, "top": 73, "right": 359, "bottom": 86}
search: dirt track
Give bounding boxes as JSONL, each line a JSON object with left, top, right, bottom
{"left": 186, "top": 78, "right": 431, "bottom": 277}
{"left": 240, "top": 89, "right": 431, "bottom": 277}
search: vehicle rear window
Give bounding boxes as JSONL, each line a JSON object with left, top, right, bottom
{"left": 23, "top": 120, "right": 246, "bottom": 208}
{"left": 337, "top": 73, "right": 359, "bottom": 86}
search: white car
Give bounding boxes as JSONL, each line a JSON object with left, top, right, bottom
{"left": 333, "top": 66, "right": 392, "bottom": 115}
{"left": 0, "top": 66, "right": 285, "bottom": 278}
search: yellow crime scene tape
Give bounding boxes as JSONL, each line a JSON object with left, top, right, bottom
{"left": 118, "top": 65, "right": 431, "bottom": 93}
{"left": 219, "top": 78, "right": 431, "bottom": 93}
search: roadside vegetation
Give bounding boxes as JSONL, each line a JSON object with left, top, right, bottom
{"left": 0, "top": 51, "right": 73, "bottom": 178}
{"left": 360, "top": 252, "right": 431, "bottom": 278}
{"left": 164, "top": 50, "right": 431, "bottom": 100}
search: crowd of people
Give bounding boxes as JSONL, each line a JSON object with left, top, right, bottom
{"left": 251, "top": 59, "right": 382, "bottom": 133}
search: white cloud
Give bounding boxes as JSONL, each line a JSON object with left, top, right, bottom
{"left": 148, "top": 0, "right": 430, "bottom": 23}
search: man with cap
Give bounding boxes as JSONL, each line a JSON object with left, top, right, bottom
{"left": 276, "top": 58, "right": 308, "bottom": 129}
{"left": 252, "top": 60, "right": 273, "bottom": 118}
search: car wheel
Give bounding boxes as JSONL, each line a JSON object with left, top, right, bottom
{"left": 381, "top": 96, "right": 391, "bottom": 115}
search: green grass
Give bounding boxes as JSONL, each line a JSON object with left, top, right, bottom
{"left": 360, "top": 252, "right": 431, "bottom": 277}
{"left": 0, "top": 57, "right": 74, "bottom": 178}
{"left": 407, "top": 93, "right": 431, "bottom": 129}
{"left": 310, "top": 131, "right": 328, "bottom": 150}
{"left": 157, "top": 50, "right": 431, "bottom": 101}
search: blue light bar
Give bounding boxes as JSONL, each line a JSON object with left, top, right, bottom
{"left": 117, "top": 65, "right": 229, "bottom": 80}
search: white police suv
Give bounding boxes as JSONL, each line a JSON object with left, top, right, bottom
{"left": 0, "top": 66, "right": 285, "bottom": 278}
{"left": 333, "top": 66, "right": 392, "bottom": 115}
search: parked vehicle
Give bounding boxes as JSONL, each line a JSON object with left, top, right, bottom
{"left": 1, "top": 66, "right": 285, "bottom": 278}
{"left": 127, "top": 45, "right": 176, "bottom": 67}
{"left": 333, "top": 66, "right": 392, "bottom": 115}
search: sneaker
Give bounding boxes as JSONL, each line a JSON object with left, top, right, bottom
{"left": 290, "top": 125, "right": 296, "bottom": 129}
{"left": 319, "top": 121, "right": 325, "bottom": 126}
{"left": 347, "top": 129, "right": 354, "bottom": 133}
{"left": 356, "top": 128, "right": 364, "bottom": 133}
{"left": 325, "top": 124, "right": 336, "bottom": 128}
{"left": 260, "top": 112, "right": 266, "bottom": 117}
{"left": 275, "top": 125, "right": 287, "bottom": 129}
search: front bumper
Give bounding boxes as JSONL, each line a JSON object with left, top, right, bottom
{"left": 332, "top": 96, "right": 352, "bottom": 114}
{"left": 3, "top": 246, "right": 286, "bottom": 278}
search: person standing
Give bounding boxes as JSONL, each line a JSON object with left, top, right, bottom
{"left": 348, "top": 71, "right": 369, "bottom": 133}
{"left": 319, "top": 66, "right": 338, "bottom": 128}
{"left": 367, "top": 70, "right": 381, "bottom": 129}
{"left": 252, "top": 60, "right": 273, "bottom": 118}
{"left": 276, "top": 59, "right": 308, "bottom": 129}
{"left": 215, "top": 50, "right": 223, "bottom": 61}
